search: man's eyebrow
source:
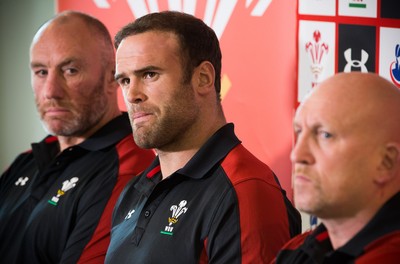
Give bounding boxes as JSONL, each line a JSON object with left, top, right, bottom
{"left": 30, "top": 58, "right": 78, "bottom": 69}
{"left": 115, "top": 65, "right": 162, "bottom": 80}
{"left": 30, "top": 62, "right": 45, "bottom": 69}
{"left": 114, "top": 72, "right": 124, "bottom": 81}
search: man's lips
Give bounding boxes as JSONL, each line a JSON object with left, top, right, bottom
{"left": 44, "top": 107, "right": 70, "bottom": 117}
{"left": 132, "top": 112, "right": 152, "bottom": 124}
{"left": 293, "top": 169, "right": 312, "bottom": 184}
{"left": 294, "top": 174, "right": 311, "bottom": 183}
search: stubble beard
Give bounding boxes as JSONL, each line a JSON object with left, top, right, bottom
{"left": 38, "top": 78, "right": 108, "bottom": 137}
{"left": 131, "top": 83, "right": 198, "bottom": 150}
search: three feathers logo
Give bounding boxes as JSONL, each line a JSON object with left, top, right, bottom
{"left": 161, "top": 200, "right": 188, "bottom": 236}
{"left": 48, "top": 177, "right": 79, "bottom": 206}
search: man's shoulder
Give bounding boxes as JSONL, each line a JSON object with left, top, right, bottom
{"left": 281, "top": 230, "right": 312, "bottom": 250}
{"left": 357, "top": 230, "right": 400, "bottom": 263}
{"left": 220, "top": 144, "right": 281, "bottom": 190}
{"left": 1, "top": 150, "right": 35, "bottom": 180}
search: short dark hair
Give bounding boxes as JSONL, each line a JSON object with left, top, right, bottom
{"left": 115, "top": 11, "right": 222, "bottom": 99}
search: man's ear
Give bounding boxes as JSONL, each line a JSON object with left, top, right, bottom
{"left": 193, "top": 61, "right": 215, "bottom": 95}
{"left": 106, "top": 68, "right": 119, "bottom": 92}
{"left": 376, "top": 143, "right": 400, "bottom": 184}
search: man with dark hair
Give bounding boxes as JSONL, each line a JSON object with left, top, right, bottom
{"left": 274, "top": 72, "right": 400, "bottom": 263}
{"left": 0, "top": 11, "right": 155, "bottom": 263}
{"left": 105, "top": 11, "right": 301, "bottom": 263}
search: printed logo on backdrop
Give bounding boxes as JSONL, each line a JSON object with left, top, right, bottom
{"left": 92, "top": 0, "right": 272, "bottom": 38}
{"left": 379, "top": 27, "right": 400, "bottom": 88}
{"left": 89, "top": 0, "right": 272, "bottom": 100}
{"left": 298, "top": 21, "right": 335, "bottom": 102}
{"left": 338, "top": 0, "right": 377, "bottom": 18}
{"left": 338, "top": 24, "right": 375, "bottom": 73}
{"left": 390, "top": 44, "right": 400, "bottom": 87}
{"left": 306, "top": 30, "right": 329, "bottom": 87}
{"left": 92, "top": 0, "right": 273, "bottom": 20}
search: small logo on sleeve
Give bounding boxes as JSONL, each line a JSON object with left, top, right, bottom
{"left": 15, "top": 177, "right": 29, "bottom": 186}
{"left": 160, "top": 200, "right": 188, "bottom": 236}
{"left": 48, "top": 177, "right": 79, "bottom": 206}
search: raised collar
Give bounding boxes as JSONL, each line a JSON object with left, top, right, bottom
{"left": 144, "top": 123, "right": 241, "bottom": 180}
{"left": 304, "top": 192, "right": 400, "bottom": 260}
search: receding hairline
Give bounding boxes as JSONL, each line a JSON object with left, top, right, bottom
{"left": 32, "top": 10, "right": 115, "bottom": 67}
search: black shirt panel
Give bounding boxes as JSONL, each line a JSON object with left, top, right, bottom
{"left": 108, "top": 165, "right": 241, "bottom": 263}
{"left": 0, "top": 113, "right": 135, "bottom": 264}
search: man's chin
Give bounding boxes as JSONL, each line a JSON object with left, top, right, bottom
{"left": 133, "top": 135, "right": 153, "bottom": 149}
{"left": 43, "top": 122, "right": 71, "bottom": 136}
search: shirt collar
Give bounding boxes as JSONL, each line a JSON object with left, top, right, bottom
{"left": 79, "top": 112, "right": 132, "bottom": 151}
{"left": 32, "top": 112, "right": 132, "bottom": 164}
{"left": 144, "top": 123, "right": 241, "bottom": 180}
{"left": 337, "top": 191, "right": 400, "bottom": 257}
{"left": 304, "top": 192, "right": 400, "bottom": 259}
{"left": 302, "top": 224, "right": 333, "bottom": 261}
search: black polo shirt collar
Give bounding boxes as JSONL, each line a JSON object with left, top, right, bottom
{"left": 143, "top": 123, "right": 241, "bottom": 180}
{"left": 338, "top": 191, "right": 400, "bottom": 256}
{"left": 32, "top": 112, "right": 132, "bottom": 170}
{"left": 79, "top": 112, "right": 132, "bottom": 151}
{"left": 303, "top": 191, "right": 400, "bottom": 261}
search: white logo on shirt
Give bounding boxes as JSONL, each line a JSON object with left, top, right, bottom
{"left": 160, "top": 200, "right": 188, "bottom": 236}
{"left": 15, "top": 177, "right": 29, "bottom": 186}
{"left": 48, "top": 177, "right": 79, "bottom": 206}
{"left": 125, "top": 209, "right": 135, "bottom": 220}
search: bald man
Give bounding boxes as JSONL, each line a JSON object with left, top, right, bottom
{"left": 274, "top": 72, "right": 400, "bottom": 263}
{"left": 0, "top": 11, "right": 154, "bottom": 263}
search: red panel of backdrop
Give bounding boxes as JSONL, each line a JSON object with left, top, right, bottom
{"left": 56, "top": 0, "right": 298, "bottom": 199}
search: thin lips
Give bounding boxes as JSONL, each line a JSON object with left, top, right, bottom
{"left": 132, "top": 112, "right": 151, "bottom": 119}
{"left": 45, "top": 106, "right": 69, "bottom": 113}
{"left": 293, "top": 173, "right": 312, "bottom": 184}
{"left": 293, "top": 168, "right": 311, "bottom": 181}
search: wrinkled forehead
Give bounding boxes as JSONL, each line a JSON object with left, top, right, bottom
{"left": 294, "top": 86, "right": 365, "bottom": 128}
{"left": 33, "top": 17, "right": 97, "bottom": 48}
{"left": 295, "top": 73, "right": 400, "bottom": 143}
{"left": 31, "top": 22, "right": 100, "bottom": 59}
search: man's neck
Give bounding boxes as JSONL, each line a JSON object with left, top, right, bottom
{"left": 156, "top": 120, "right": 227, "bottom": 179}
{"left": 157, "top": 149, "right": 198, "bottom": 179}
{"left": 322, "top": 205, "right": 379, "bottom": 249}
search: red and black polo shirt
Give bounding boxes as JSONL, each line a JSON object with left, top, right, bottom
{"left": 106, "top": 123, "right": 301, "bottom": 263}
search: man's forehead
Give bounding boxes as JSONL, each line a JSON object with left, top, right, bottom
{"left": 295, "top": 95, "right": 342, "bottom": 124}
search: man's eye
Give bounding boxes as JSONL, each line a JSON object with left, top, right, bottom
{"left": 35, "top": 69, "right": 48, "bottom": 76}
{"left": 293, "top": 126, "right": 302, "bottom": 141}
{"left": 143, "top": 72, "right": 157, "bottom": 79}
{"left": 118, "top": 78, "right": 130, "bottom": 86}
{"left": 65, "top": 68, "right": 78, "bottom": 75}
{"left": 319, "top": 131, "right": 332, "bottom": 139}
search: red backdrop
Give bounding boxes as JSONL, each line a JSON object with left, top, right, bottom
{"left": 57, "top": 0, "right": 298, "bottom": 200}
